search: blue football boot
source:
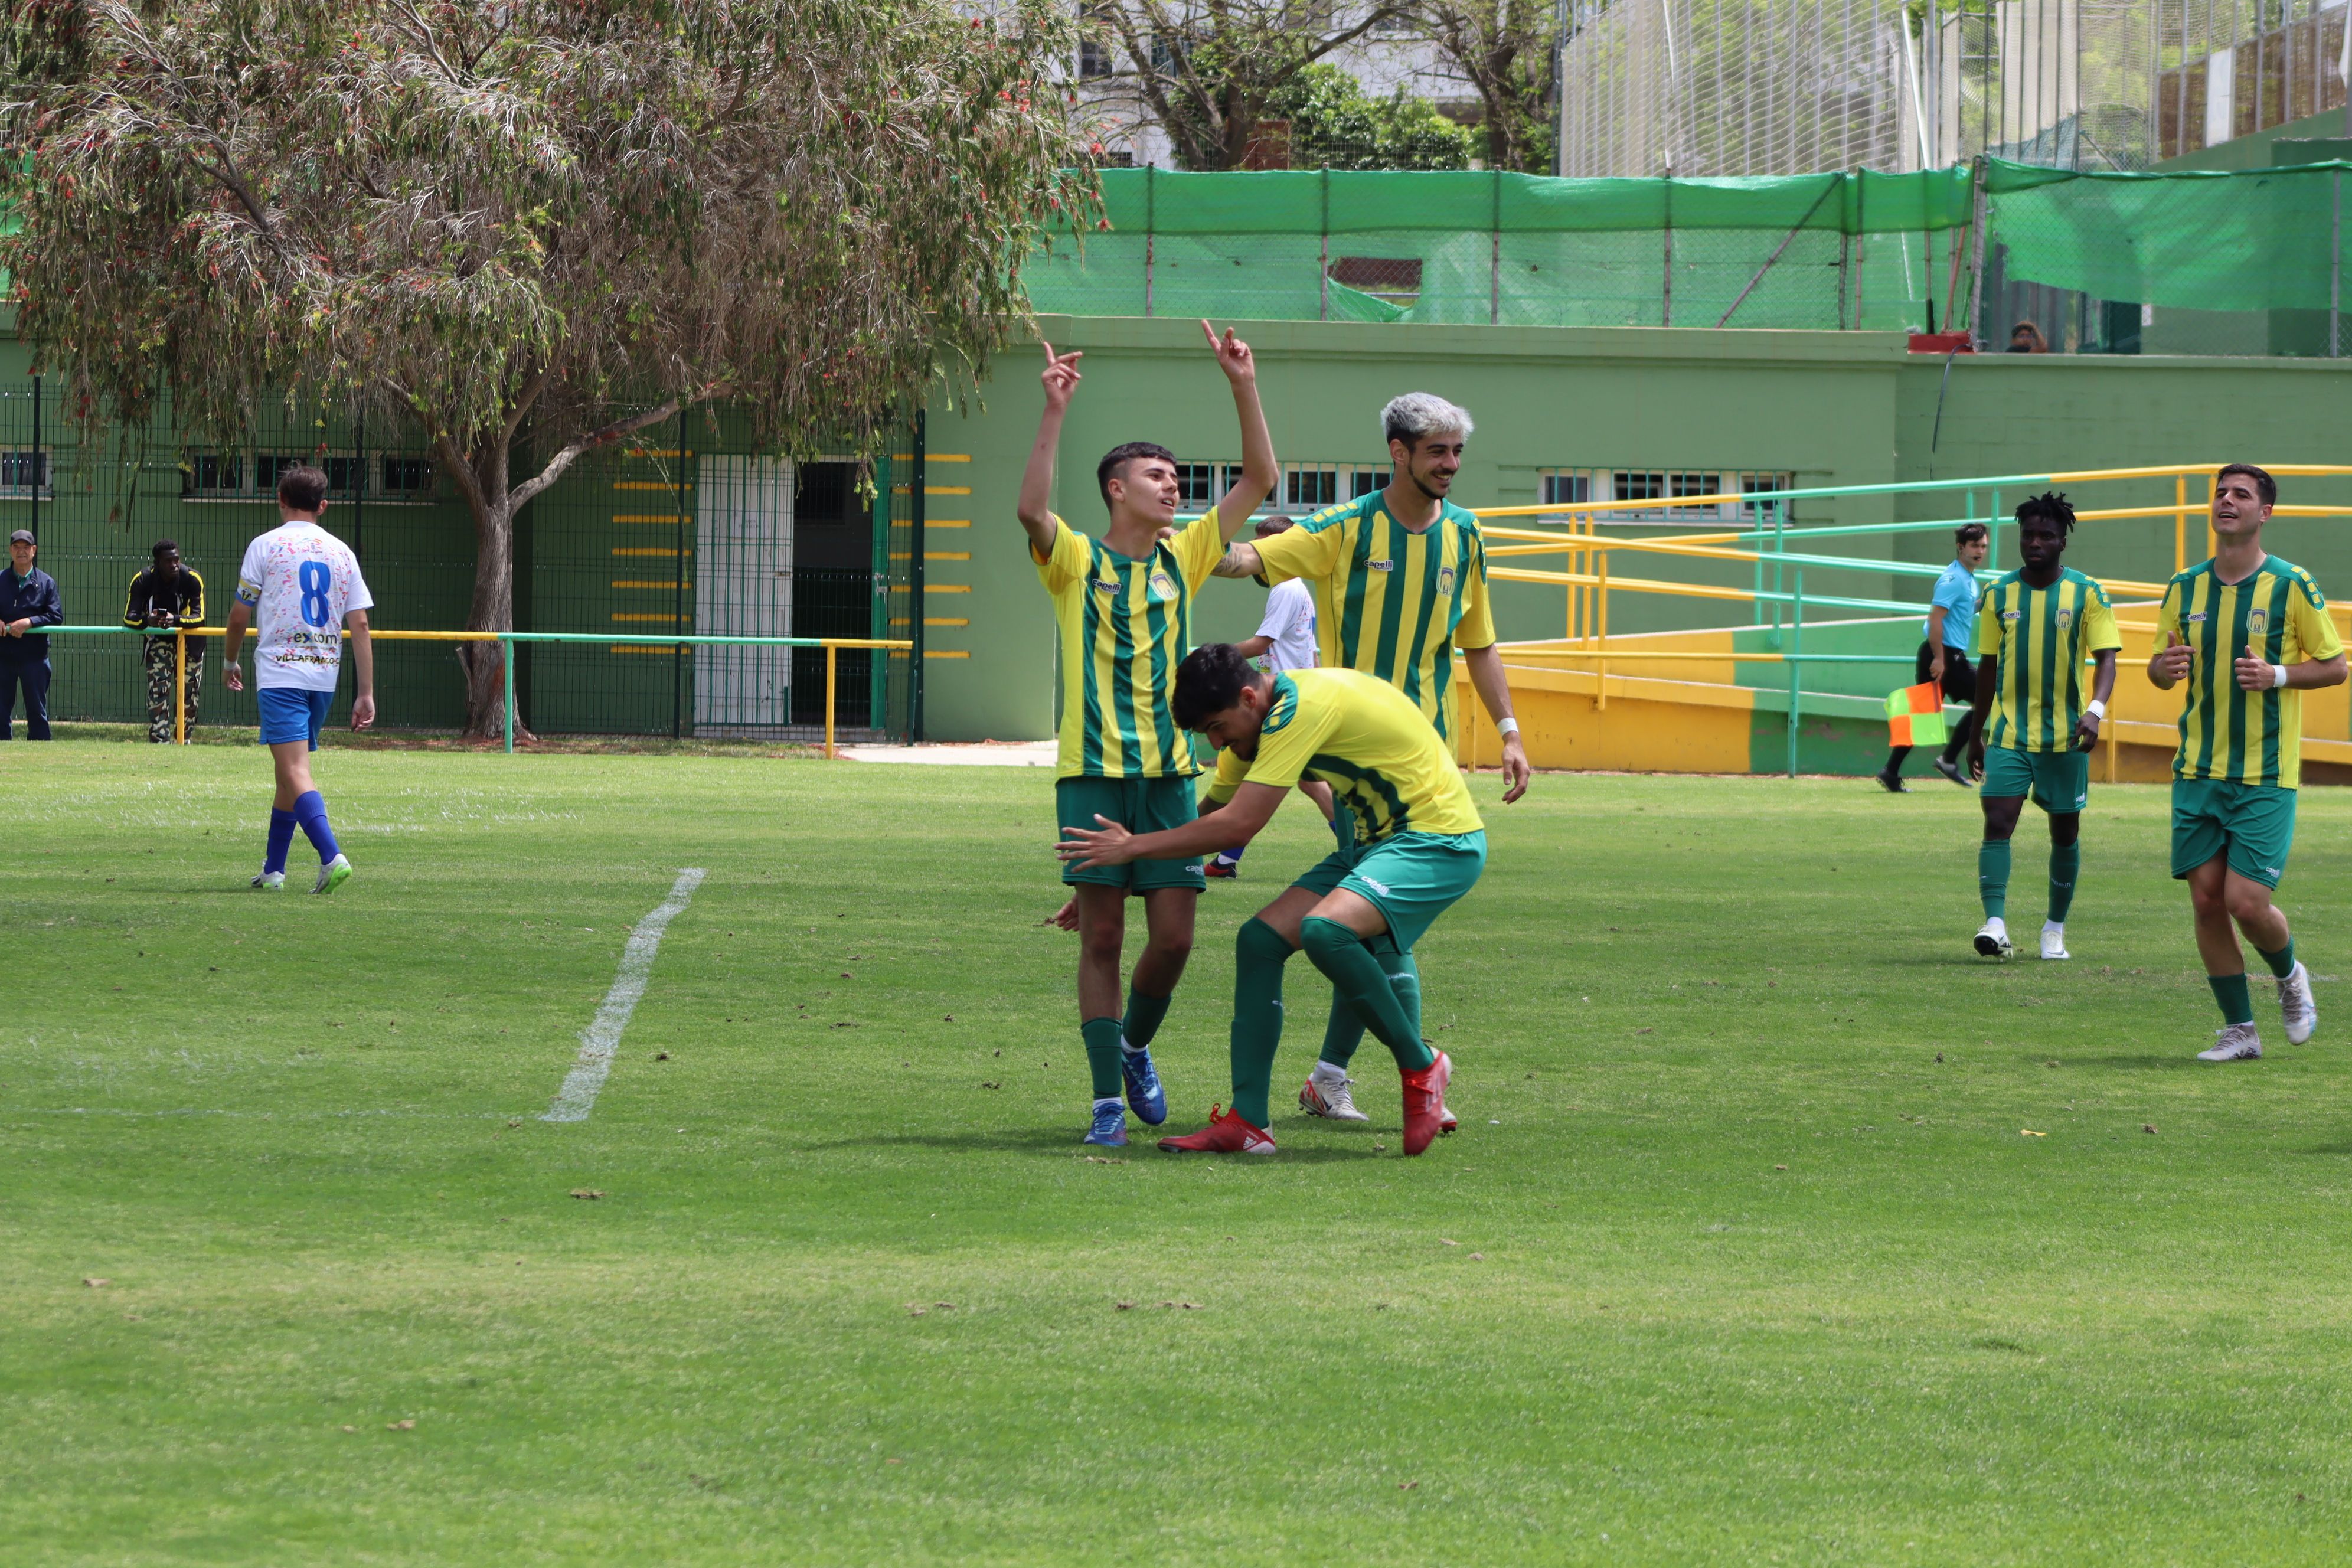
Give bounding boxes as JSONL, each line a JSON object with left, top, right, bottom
{"left": 1121, "top": 1040, "right": 1168, "bottom": 1126}
{"left": 1084, "top": 1099, "right": 1129, "bottom": 1147}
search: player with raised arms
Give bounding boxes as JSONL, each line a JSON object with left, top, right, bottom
{"left": 220, "top": 463, "right": 375, "bottom": 893}
{"left": 1059, "top": 645, "right": 1485, "bottom": 1158}
{"left": 1018, "top": 323, "right": 1278, "bottom": 1148}
{"left": 1208, "top": 392, "right": 1524, "bottom": 1125}
{"left": 1964, "top": 492, "right": 2119, "bottom": 961}
{"left": 2148, "top": 463, "right": 2346, "bottom": 1061}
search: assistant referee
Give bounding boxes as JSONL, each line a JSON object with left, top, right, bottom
{"left": 1879, "top": 522, "right": 1989, "bottom": 792}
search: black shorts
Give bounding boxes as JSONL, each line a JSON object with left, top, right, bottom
{"left": 1915, "top": 641, "right": 1975, "bottom": 701}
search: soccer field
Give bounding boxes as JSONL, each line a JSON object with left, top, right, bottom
{"left": 8, "top": 746, "right": 2351, "bottom": 1566}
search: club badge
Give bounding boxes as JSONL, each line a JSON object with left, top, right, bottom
{"left": 1147, "top": 569, "right": 1178, "bottom": 603}
{"left": 2056, "top": 606, "right": 2073, "bottom": 629}
{"left": 1436, "top": 565, "right": 1456, "bottom": 596}
{"left": 2248, "top": 607, "right": 2269, "bottom": 634}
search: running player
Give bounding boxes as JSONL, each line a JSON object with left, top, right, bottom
{"left": 2147, "top": 463, "right": 2346, "bottom": 1061}
{"left": 1209, "top": 392, "right": 1524, "bottom": 1123}
{"left": 1207, "top": 514, "right": 1334, "bottom": 878}
{"left": 1965, "top": 493, "right": 2119, "bottom": 961}
{"left": 220, "top": 464, "right": 375, "bottom": 893}
{"left": 1058, "top": 645, "right": 1484, "bottom": 1158}
{"left": 1019, "top": 322, "right": 1278, "bottom": 1147}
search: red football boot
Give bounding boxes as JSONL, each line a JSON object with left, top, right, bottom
{"left": 1157, "top": 1104, "right": 1278, "bottom": 1155}
{"left": 1400, "top": 1051, "right": 1453, "bottom": 1156}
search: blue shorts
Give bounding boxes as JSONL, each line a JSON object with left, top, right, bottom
{"left": 257, "top": 687, "right": 334, "bottom": 750}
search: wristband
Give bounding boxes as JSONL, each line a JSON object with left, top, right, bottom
{"left": 2272, "top": 664, "right": 2290, "bottom": 690}
{"left": 1496, "top": 717, "right": 1521, "bottom": 738}
{"left": 2085, "top": 699, "right": 2106, "bottom": 720}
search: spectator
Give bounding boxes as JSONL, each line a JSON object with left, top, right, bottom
{"left": 123, "top": 538, "right": 207, "bottom": 743}
{"left": 1, "top": 528, "right": 63, "bottom": 740}
{"left": 2008, "top": 321, "right": 2049, "bottom": 354}
{"left": 1879, "top": 522, "right": 1990, "bottom": 793}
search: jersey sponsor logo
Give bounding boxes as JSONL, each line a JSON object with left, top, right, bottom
{"left": 2003, "top": 609, "right": 2021, "bottom": 620}
{"left": 1436, "top": 565, "right": 1456, "bottom": 596}
{"left": 1146, "top": 569, "right": 1178, "bottom": 603}
{"left": 2248, "top": 607, "right": 2269, "bottom": 633}
{"left": 1356, "top": 875, "right": 1393, "bottom": 896}
{"left": 2187, "top": 611, "right": 2209, "bottom": 622}
{"left": 1368, "top": 558, "right": 1394, "bottom": 573}
{"left": 1090, "top": 577, "right": 1121, "bottom": 595}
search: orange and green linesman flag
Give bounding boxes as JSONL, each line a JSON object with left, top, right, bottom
{"left": 1886, "top": 681, "right": 1948, "bottom": 747}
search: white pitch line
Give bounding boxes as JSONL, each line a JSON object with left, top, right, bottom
{"left": 540, "top": 868, "right": 706, "bottom": 1124}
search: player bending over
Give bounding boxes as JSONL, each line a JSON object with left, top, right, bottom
{"left": 1965, "top": 492, "right": 2119, "bottom": 961}
{"left": 2148, "top": 463, "right": 2345, "bottom": 1061}
{"left": 1207, "top": 513, "right": 1336, "bottom": 878}
{"left": 1018, "top": 324, "right": 1278, "bottom": 1146}
{"left": 220, "top": 463, "right": 375, "bottom": 893}
{"left": 1059, "top": 646, "right": 1486, "bottom": 1158}
{"left": 1210, "top": 391, "right": 1525, "bottom": 1123}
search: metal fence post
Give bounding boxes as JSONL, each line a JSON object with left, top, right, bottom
{"left": 911, "top": 410, "right": 927, "bottom": 743}
{"left": 1143, "top": 164, "right": 1155, "bottom": 318}
{"left": 502, "top": 634, "right": 515, "bottom": 754}
{"left": 1787, "top": 571, "right": 1805, "bottom": 778}
{"left": 671, "top": 406, "right": 687, "bottom": 740}
{"left": 2332, "top": 168, "right": 2343, "bottom": 359}
{"left": 825, "top": 643, "right": 838, "bottom": 759}
{"left": 174, "top": 631, "right": 187, "bottom": 744}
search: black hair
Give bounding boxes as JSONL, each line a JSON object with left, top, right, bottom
{"left": 277, "top": 463, "right": 329, "bottom": 513}
{"left": 1954, "top": 522, "right": 1988, "bottom": 547}
{"left": 1096, "top": 441, "right": 1176, "bottom": 508}
{"left": 1172, "top": 642, "right": 1262, "bottom": 731}
{"left": 2014, "top": 490, "right": 2075, "bottom": 536}
{"left": 152, "top": 538, "right": 181, "bottom": 563}
{"left": 2217, "top": 462, "right": 2277, "bottom": 508}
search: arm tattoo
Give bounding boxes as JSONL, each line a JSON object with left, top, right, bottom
{"left": 1211, "top": 543, "right": 1260, "bottom": 579}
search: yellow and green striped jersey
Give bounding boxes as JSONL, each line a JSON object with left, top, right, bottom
{"left": 1204, "top": 668, "right": 1483, "bottom": 847}
{"left": 1250, "top": 492, "right": 1496, "bottom": 743}
{"left": 1971, "top": 567, "right": 2121, "bottom": 753}
{"left": 2155, "top": 554, "right": 2344, "bottom": 789}
{"left": 1034, "top": 511, "right": 1225, "bottom": 779}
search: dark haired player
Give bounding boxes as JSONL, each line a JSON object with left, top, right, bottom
{"left": 1018, "top": 324, "right": 1278, "bottom": 1146}
{"left": 220, "top": 464, "right": 375, "bottom": 893}
{"left": 1059, "top": 645, "right": 1484, "bottom": 1158}
{"left": 2149, "top": 463, "right": 2346, "bottom": 1061}
{"left": 1965, "top": 492, "right": 2119, "bottom": 961}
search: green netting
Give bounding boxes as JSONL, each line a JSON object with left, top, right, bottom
{"left": 1986, "top": 158, "right": 2352, "bottom": 314}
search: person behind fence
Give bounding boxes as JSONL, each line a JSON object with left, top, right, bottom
{"left": 123, "top": 538, "right": 207, "bottom": 742}
{"left": 1878, "top": 521, "right": 1989, "bottom": 792}
{"left": 1, "top": 528, "right": 63, "bottom": 741}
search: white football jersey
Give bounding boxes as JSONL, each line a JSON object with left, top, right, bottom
{"left": 234, "top": 521, "right": 374, "bottom": 691}
{"left": 1254, "top": 577, "right": 1318, "bottom": 673}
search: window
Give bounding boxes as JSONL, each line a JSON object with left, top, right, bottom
{"left": 1173, "top": 461, "right": 1224, "bottom": 507}
{"left": 1537, "top": 468, "right": 1796, "bottom": 523}
{"left": 253, "top": 454, "right": 305, "bottom": 495}
{"left": 0, "top": 449, "right": 50, "bottom": 498}
{"left": 798, "top": 461, "right": 854, "bottom": 523}
{"left": 190, "top": 452, "right": 246, "bottom": 498}
{"left": 1079, "top": 35, "right": 1113, "bottom": 79}
{"left": 379, "top": 455, "right": 433, "bottom": 498}
{"left": 185, "top": 447, "right": 435, "bottom": 501}
{"left": 1286, "top": 466, "right": 1338, "bottom": 509}
{"left": 1348, "top": 469, "right": 1385, "bottom": 499}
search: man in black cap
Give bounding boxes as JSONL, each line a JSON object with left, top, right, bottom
{"left": 1, "top": 528, "right": 63, "bottom": 740}
{"left": 122, "top": 538, "right": 207, "bottom": 741}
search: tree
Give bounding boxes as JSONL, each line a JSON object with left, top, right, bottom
{"left": 1278, "top": 63, "right": 1474, "bottom": 171}
{"left": 2, "top": 0, "right": 1093, "bottom": 735}
{"left": 1090, "top": 0, "right": 1408, "bottom": 171}
{"left": 1405, "top": 0, "right": 1562, "bottom": 173}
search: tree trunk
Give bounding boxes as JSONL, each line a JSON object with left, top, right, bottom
{"left": 442, "top": 432, "right": 531, "bottom": 741}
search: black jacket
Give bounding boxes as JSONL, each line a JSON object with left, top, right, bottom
{"left": 123, "top": 566, "right": 207, "bottom": 639}
{"left": 0, "top": 567, "right": 62, "bottom": 662}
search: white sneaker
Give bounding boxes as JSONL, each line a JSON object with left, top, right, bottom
{"left": 2197, "top": 1023, "right": 2264, "bottom": 1061}
{"left": 312, "top": 853, "right": 352, "bottom": 895}
{"left": 1299, "top": 1067, "right": 1370, "bottom": 1122}
{"left": 2040, "top": 922, "right": 2070, "bottom": 961}
{"left": 249, "top": 870, "right": 286, "bottom": 891}
{"left": 1974, "top": 917, "right": 2013, "bottom": 960}
{"left": 2278, "top": 961, "right": 2318, "bottom": 1045}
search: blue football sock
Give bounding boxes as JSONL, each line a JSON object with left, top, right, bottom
{"left": 293, "top": 790, "right": 339, "bottom": 864}
{"left": 264, "top": 809, "right": 298, "bottom": 876}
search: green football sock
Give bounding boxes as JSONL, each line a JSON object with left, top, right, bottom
{"left": 2046, "top": 841, "right": 2080, "bottom": 923}
{"left": 1978, "top": 839, "right": 2011, "bottom": 920}
{"left": 2256, "top": 939, "right": 2297, "bottom": 979}
{"left": 1315, "top": 947, "right": 1419, "bottom": 1070}
{"left": 2209, "top": 973, "right": 2255, "bottom": 1026}
{"left": 1122, "top": 986, "right": 1171, "bottom": 1050}
{"left": 1229, "top": 917, "right": 1293, "bottom": 1129}
{"left": 1081, "top": 1016, "right": 1124, "bottom": 1100}
{"left": 1299, "top": 919, "right": 1434, "bottom": 1072}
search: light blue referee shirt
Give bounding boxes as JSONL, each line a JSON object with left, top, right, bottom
{"left": 1925, "top": 558, "right": 1979, "bottom": 650}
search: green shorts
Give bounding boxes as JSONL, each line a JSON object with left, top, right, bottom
{"left": 1057, "top": 775, "right": 1206, "bottom": 893}
{"left": 2171, "top": 778, "right": 2297, "bottom": 888}
{"left": 1291, "top": 830, "right": 1487, "bottom": 950}
{"left": 1981, "top": 746, "right": 2089, "bottom": 814}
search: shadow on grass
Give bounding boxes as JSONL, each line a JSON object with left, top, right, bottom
{"left": 805, "top": 1127, "right": 1390, "bottom": 1162}
{"left": 2071, "top": 1054, "right": 2207, "bottom": 1071}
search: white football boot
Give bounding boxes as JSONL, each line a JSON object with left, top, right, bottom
{"left": 1298, "top": 1064, "right": 1370, "bottom": 1122}
{"left": 2197, "top": 1023, "right": 2264, "bottom": 1062}
{"left": 1974, "top": 917, "right": 2014, "bottom": 961}
{"left": 2277, "top": 961, "right": 2318, "bottom": 1046}
{"left": 250, "top": 870, "right": 286, "bottom": 891}
{"left": 2040, "top": 922, "right": 2070, "bottom": 961}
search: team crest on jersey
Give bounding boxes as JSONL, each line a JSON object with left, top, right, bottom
{"left": 1436, "top": 565, "right": 1456, "bottom": 596}
{"left": 2056, "top": 607, "right": 2072, "bottom": 629}
{"left": 1368, "top": 558, "right": 1394, "bottom": 573}
{"left": 2248, "top": 607, "right": 2269, "bottom": 633}
{"left": 1147, "top": 569, "right": 1178, "bottom": 603}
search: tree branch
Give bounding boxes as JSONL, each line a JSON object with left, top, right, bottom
{"left": 506, "top": 386, "right": 729, "bottom": 515}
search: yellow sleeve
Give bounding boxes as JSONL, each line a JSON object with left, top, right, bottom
{"left": 1454, "top": 534, "right": 1496, "bottom": 651}
{"left": 1171, "top": 509, "right": 1227, "bottom": 592}
{"left": 2082, "top": 581, "right": 2121, "bottom": 653}
{"left": 1029, "top": 515, "right": 1087, "bottom": 594}
{"left": 1971, "top": 586, "right": 2000, "bottom": 658}
{"left": 182, "top": 570, "right": 205, "bottom": 629}
{"left": 2289, "top": 572, "right": 2344, "bottom": 662}
{"left": 2154, "top": 579, "right": 2186, "bottom": 649}
{"left": 1243, "top": 680, "right": 1340, "bottom": 792}
{"left": 1252, "top": 513, "right": 1347, "bottom": 588}
{"left": 1202, "top": 744, "right": 1248, "bottom": 806}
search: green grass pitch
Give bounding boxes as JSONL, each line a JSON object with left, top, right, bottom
{"left": 7, "top": 744, "right": 2352, "bottom": 1565}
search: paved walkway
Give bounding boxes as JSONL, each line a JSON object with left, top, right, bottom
{"left": 837, "top": 741, "right": 1059, "bottom": 767}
